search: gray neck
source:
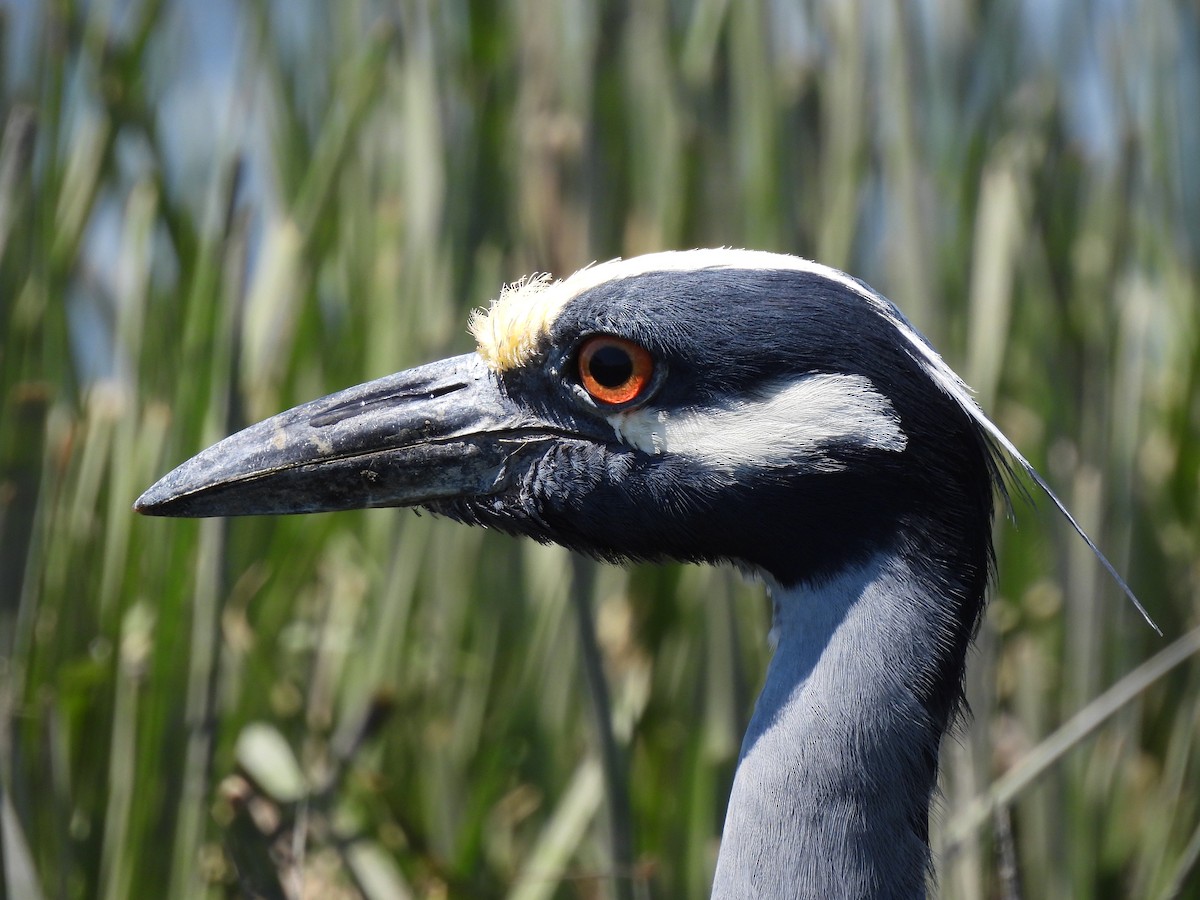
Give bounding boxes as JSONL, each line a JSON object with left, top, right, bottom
{"left": 711, "top": 553, "right": 949, "bottom": 899}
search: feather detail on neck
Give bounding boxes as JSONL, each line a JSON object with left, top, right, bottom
{"left": 712, "top": 552, "right": 966, "bottom": 899}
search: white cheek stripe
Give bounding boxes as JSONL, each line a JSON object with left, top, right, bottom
{"left": 608, "top": 374, "right": 907, "bottom": 471}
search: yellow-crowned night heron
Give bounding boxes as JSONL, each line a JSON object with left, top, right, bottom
{"left": 137, "top": 249, "right": 1154, "bottom": 898}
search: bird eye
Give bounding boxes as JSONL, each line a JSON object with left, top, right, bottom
{"left": 577, "top": 335, "right": 655, "bottom": 406}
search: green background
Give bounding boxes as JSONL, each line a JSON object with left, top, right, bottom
{"left": 2, "top": 1, "right": 1199, "bottom": 897}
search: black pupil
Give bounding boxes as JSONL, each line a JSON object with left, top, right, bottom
{"left": 588, "top": 344, "right": 634, "bottom": 388}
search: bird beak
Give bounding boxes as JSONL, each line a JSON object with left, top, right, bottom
{"left": 134, "top": 352, "right": 570, "bottom": 518}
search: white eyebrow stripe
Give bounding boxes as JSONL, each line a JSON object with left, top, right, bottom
{"left": 471, "top": 248, "right": 926, "bottom": 373}
{"left": 607, "top": 373, "right": 907, "bottom": 472}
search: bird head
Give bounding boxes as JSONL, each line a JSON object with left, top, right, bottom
{"left": 136, "top": 249, "right": 1001, "bottom": 590}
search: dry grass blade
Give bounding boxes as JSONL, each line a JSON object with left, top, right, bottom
{"left": 945, "top": 626, "right": 1200, "bottom": 849}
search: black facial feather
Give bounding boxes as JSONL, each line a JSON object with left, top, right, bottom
{"left": 433, "top": 269, "right": 1001, "bottom": 715}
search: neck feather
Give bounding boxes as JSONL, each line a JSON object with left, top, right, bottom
{"left": 712, "top": 550, "right": 973, "bottom": 899}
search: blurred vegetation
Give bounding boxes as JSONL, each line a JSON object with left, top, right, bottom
{"left": 2, "top": 0, "right": 1199, "bottom": 897}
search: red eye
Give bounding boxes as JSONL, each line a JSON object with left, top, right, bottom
{"left": 577, "top": 335, "right": 655, "bottom": 406}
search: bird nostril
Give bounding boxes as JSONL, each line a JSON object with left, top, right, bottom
{"left": 309, "top": 381, "right": 470, "bottom": 427}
